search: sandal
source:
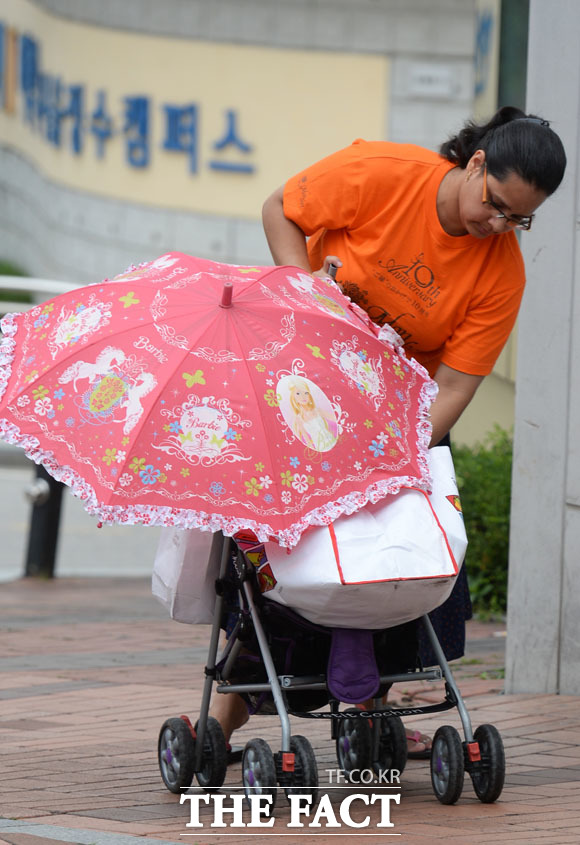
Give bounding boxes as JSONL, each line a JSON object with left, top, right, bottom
{"left": 226, "top": 742, "right": 243, "bottom": 764}
{"left": 406, "top": 729, "right": 432, "bottom": 759}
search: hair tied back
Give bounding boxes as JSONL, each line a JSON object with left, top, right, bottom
{"left": 518, "top": 117, "right": 551, "bottom": 127}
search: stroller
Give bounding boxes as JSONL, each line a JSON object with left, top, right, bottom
{"left": 156, "top": 521, "right": 506, "bottom": 809}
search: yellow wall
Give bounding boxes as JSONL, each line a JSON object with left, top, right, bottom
{"left": 0, "top": 0, "right": 388, "bottom": 218}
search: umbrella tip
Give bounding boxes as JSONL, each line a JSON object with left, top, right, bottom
{"left": 220, "top": 282, "right": 233, "bottom": 308}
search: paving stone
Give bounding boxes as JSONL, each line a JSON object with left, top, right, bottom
{"left": 1, "top": 577, "right": 579, "bottom": 842}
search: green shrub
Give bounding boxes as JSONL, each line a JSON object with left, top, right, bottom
{"left": 452, "top": 425, "right": 513, "bottom": 616}
{"left": 0, "top": 259, "right": 32, "bottom": 305}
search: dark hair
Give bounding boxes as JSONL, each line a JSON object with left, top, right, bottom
{"left": 440, "top": 105, "right": 567, "bottom": 196}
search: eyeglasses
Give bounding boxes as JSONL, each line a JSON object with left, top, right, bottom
{"left": 482, "top": 165, "right": 534, "bottom": 231}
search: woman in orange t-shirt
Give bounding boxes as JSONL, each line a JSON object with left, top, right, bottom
{"left": 211, "top": 107, "right": 566, "bottom": 759}
{"left": 264, "top": 106, "right": 566, "bottom": 445}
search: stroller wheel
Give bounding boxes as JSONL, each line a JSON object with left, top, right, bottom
{"left": 242, "top": 738, "right": 278, "bottom": 809}
{"left": 194, "top": 717, "right": 228, "bottom": 792}
{"left": 470, "top": 724, "right": 505, "bottom": 803}
{"left": 336, "top": 708, "right": 372, "bottom": 780}
{"left": 430, "top": 725, "right": 465, "bottom": 805}
{"left": 373, "top": 715, "right": 408, "bottom": 777}
{"left": 158, "top": 717, "right": 195, "bottom": 794}
{"left": 284, "top": 735, "right": 318, "bottom": 803}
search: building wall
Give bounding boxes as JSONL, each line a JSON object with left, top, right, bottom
{"left": 0, "top": 0, "right": 479, "bottom": 282}
{"left": 1, "top": 0, "right": 511, "bottom": 446}
{"left": 505, "top": 0, "right": 580, "bottom": 694}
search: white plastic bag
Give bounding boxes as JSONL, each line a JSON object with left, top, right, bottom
{"left": 258, "top": 446, "right": 467, "bottom": 629}
{"left": 152, "top": 527, "right": 217, "bottom": 624}
{"left": 152, "top": 447, "right": 467, "bottom": 630}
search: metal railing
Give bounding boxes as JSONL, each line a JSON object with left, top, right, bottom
{"left": 1, "top": 274, "right": 84, "bottom": 577}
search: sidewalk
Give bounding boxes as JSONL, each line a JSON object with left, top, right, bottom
{"left": 1, "top": 575, "right": 579, "bottom": 844}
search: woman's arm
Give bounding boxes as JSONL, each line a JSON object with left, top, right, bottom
{"left": 262, "top": 186, "right": 341, "bottom": 276}
{"left": 429, "top": 363, "right": 483, "bottom": 446}
{"left": 262, "top": 186, "right": 311, "bottom": 269}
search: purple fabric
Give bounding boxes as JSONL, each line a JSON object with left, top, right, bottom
{"left": 327, "top": 628, "right": 380, "bottom": 703}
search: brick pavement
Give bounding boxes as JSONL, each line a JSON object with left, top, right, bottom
{"left": 1, "top": 577, "right": 579, "bottom": 844}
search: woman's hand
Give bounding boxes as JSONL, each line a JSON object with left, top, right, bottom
{"left": 313, "top": 255, "right": 343, "bottom": 281}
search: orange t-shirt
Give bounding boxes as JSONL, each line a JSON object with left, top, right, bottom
{"left": 283, "top": 140, "right": 525, "bottom": 377}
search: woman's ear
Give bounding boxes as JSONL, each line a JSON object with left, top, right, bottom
{"left": 468, "top": 149, "right": 486, "bottom": 173}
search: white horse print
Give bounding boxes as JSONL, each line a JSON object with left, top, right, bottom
{"left": 58, "top": 347, "right": 156, "bottom": 432}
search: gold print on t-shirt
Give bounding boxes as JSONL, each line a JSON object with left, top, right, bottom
{"left": 378, "top": 252, "right": 441, "bottom": 310}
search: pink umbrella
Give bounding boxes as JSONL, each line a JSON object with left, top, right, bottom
{"left": 0, "top": 253, "right": 436, "bottom": 548}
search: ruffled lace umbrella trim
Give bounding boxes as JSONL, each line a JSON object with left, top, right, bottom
{"left": 0, "top": 310, "right": 437, "bottom": 548}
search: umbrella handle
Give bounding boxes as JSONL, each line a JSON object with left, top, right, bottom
{"left": 327, "top": 263, "right": 338, "bottom": 280}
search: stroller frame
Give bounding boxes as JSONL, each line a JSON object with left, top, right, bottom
{"left": 158, "top": 531, "right": 506, "bottom": 807}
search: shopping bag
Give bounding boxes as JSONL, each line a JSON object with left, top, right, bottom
{"left": 151, "top": 526, "right": 217, "bottom": 624}
{"left": 251, "top": 446, "right": 467, "bottom": 629}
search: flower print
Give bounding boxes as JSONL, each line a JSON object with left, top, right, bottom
{"left": 16, "top": 395, "right": 30, "bottom": 407}
{"left": 289, "top": 456, "right": 300, "bottom": 468}
{"left": 140, "top": 465, "right": 161, "bottom": 485}
{"left": 32, "top": 385, "right": 49, "bottom": 401}
{"left": 33, "top": 314, "right": 49, "bottom": 329}
{"left": 210, "top": 481, "right": 225, "bottom": 496}
{"left": 255, "top": 461, "right": 265, "bottom": 472}
{"left": 376, "top": 432, "right": 389, "bottom": 446}
{"left": 224, "top": 427, "right": 237, "bottom": 440}
{"left": 321, "top": 461, "right": 331, "bottom": 472}
{"left": 393, "top": 363, "right": 405, "bottom": 380}
{"left": 34, "top": 397, "right": 53, "bottom": 417}
{"left": 357, "top": 349, "right": 368, "bottom": 361}
{"left": 46, "top": 408, "right": 56, "bottom": 419}
{"left": 65, "top": 417, "right": 75, "bottom": 427}
{"left": 354, "top": 461, "right": 362, "bottom": 471}
{"left": 235, "top": 432, "right": 242, "bottom": 441}
{"left": 115, "top": 450, "right": 127, "bottom": 464}
{"left": 169, "top": 420, "right": 182, "bottom": 433}
{"left": 265, "top": 379, "right": 274, "bottom": 387}
{"left": 281, "top": 490, "right": 292, "bottom": 504}
{"left": 396, "top": 389, "right": 404, "bottom": 402}
{"left": 263, "top": 389, "right": 280, "bottom": 407}
{"left": 280, "top": 470, "right": 293, "bottom": 487}
{"left": 122, "top": 436, "right": 130, "bottom": 446}
{"left": 264, "top": 493, "right": 274, "bottom": 503}
{"left": 53, "top": 388, "right": 65, "bottom": 400}
{"left": 292, "top": 474, "right": 310, "bottom": 494}
{"left": 164, "top": 463, "right": 172, "bottom": 471}
{"left": 305, "top": 464, "right": 312, "bottom": 472}
{"left": 102, "top": 448, "right": 117, "bottom": 467}
{"left": 245, "top": 477, "right": 262, "bottom": 497}
{"left": 180, "top": 467, "right": 190, "bottom": 478}
{"left": 390, "top": 448, "right": 399, "bottom": 456}
{"left": 369, "top": 439, "right": 385, "bottom": 457}
{"left": 24, "top": 370, "right": 39, "bottom": 383}
{"left": 57, "top": 404, "right": 64, "bottom": 411}
{"left": 255, "top": 363, "right": 266, "bottom": 372}
{"left": 259, "top": 475, "right": 272, "bottom": 489}
{"left": 363, "top": 419, "right": 373, "bottom": 429}
{"left": 158, "top": 472, "right": 167, "bottom": 483}
{"left": 129, "top": 456, "right": 146, "bottom": 474}
{"left": 390, "top": 421, "right": 402, "bottom": 438}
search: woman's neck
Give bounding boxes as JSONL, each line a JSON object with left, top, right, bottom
{"left": 436, "top": 166, "right": 468, "bottom": 236}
